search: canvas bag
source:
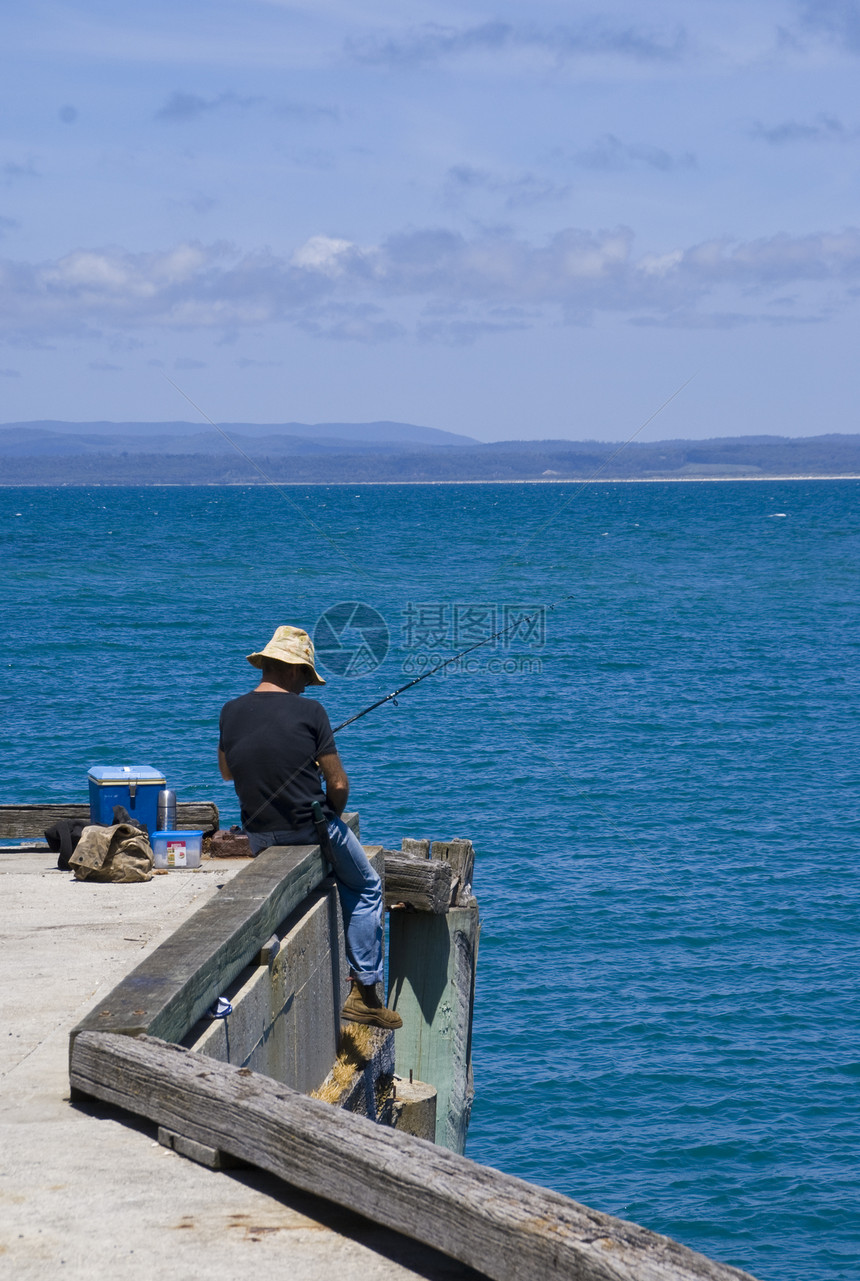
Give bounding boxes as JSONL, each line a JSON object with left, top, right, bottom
{"left": 69, "top": 823, "right": 154, "bottom": 883}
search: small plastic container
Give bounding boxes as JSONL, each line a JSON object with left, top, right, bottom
{"left": 151, "top": 829, "right": 202, "bottom": 870}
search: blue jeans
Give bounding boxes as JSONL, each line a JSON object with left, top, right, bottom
{"left": 246, "top": 816, "right": 383, "bottom": 986}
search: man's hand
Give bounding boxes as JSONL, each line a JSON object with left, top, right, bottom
{"left": 318, "top": 752, "right": 349, "bottom": 816}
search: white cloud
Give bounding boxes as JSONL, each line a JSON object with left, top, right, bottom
{"left": 445, "top": 165, "right": 570, "bottom": 209}
{"left": 40, "top": 243, "right": 217, "bottom": 297}
{"left": 797, "top": 0, "right": 860, "bottom": 52}
{"left": 345, "top": 19, "right": 688, "bottom": 67}
{"left": 751, "top": 113, "right": 858, "bottom": 143}
{"left": 291, "top": 235, "right": 356, "bottom": 275}
{"left": 155, "top": 90, "right": 262, "bottom": 121}
{"left": 2, "top": 224, "right": 860, "bottom": 343}
{"left": 573, "top": 134, "right": 697, "bottom": 171}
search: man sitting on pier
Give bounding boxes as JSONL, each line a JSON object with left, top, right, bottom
{"left": 218, "top": 625, "right": 401, "bottom": 1031}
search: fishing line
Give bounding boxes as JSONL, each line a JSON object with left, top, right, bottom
{"left": 163, "top": 374, "right": 373, "bottom": 580}
{"left": 487, "top": 375, "right": 695, "bottom": 583}
{"left": 322, "top": 377, "right": 695, "bottom": 744}
{"left": 238, "top": 581, "right": 672, "bottom": 868}
{"left": 220, "top": 376, "right": 694, "bottom": 843}
{"left": 511, "top": 725, "right": 685, "bottom": 891}
{"left": 238, "top": 594, "right": 576, "bottom": 829}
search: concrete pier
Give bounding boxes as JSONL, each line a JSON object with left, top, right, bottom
{"left": 0, "top": 849, "right": 481, "bottom": 1280}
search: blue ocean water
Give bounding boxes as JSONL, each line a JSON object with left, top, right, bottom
{"left": 2, "top": 479, "right": 859, "bottom": 1280}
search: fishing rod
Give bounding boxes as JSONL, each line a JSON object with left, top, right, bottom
{"left": 332, "top": 593, "right": 576, "bottom": 733}
{"left": 487, "top": 374, "right": 695, "bottom": 582}
{"left": 238, "top": 591, "right": 574, "bottom": 828}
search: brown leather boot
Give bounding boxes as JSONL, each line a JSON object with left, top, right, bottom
{"left": 341, "top": 981, "right": 403, "bottom": 1030}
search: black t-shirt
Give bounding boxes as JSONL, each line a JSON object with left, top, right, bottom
{"left": 218, "top": 691, "right": 336, "bottom": 834}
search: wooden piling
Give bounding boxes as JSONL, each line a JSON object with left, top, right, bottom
{"left": 388, "top": 898, "right": 479, "bottom": 1153}
{"left": 391, "top": 1077, "right": 438, "bottom": 1141}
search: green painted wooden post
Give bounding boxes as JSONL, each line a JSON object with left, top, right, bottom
{"left": 387, "top": 903, "right": 479, "bottom": 1153}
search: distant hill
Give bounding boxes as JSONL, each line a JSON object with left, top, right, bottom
{"left": 1, "top": 423, "right": 859, "bottom": 484}
{"left": 0, "top": 419, "right": 478, "bottom": 455}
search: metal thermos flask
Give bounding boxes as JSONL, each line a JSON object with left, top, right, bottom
{"left": 157, "top": 788, "right": 176, "bottom": 831}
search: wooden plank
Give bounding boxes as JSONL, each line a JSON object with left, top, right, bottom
{"left": 70, "top": 1032, "right": 759, "bottom": 1281}
{"left": 0, "top": 801, "right": 220, "bottom": 838}
{"left": 0, "top": 805, "right": 91, "bottom": 837}
{"left": 391, "top": 1078, "right": 437, "bottom": 1142}
{"left": 384, "top": 852, "right": 454, "bottom": 913}
{"left": 157, "top": 1125, "right": 245, "bottom": 1170}
{"left": 388, "top": 905, "right": 479, "bottom": 1152}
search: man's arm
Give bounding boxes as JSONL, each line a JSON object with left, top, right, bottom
{"left": 318, "top": 752, "right": 349, "bottom": 816}
{"left": 218, "top": 747, "right": 233, "bottom": 781}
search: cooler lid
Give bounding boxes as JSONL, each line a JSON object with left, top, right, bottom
{"left": 88, "top": 765, "right": 166, "bottom": 786}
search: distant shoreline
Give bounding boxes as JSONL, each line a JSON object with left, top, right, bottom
{"left": 4, "top": 427, "right": 858, "bottom": 486}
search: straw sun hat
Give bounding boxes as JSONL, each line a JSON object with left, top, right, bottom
{"left": 246, "top": 625, "right": 326, "bottom": 685}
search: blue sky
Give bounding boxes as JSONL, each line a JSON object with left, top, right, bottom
{"left": 1, "top": 0, "right": 859, "bottom": 440}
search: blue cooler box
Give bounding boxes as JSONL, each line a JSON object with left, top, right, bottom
{"left": 88, "top": 765, "right": 166, "bottom": 836}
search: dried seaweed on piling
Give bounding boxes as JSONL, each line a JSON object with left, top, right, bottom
{"left": 310, "top": 1023, "right": 376, "bottom": 1105}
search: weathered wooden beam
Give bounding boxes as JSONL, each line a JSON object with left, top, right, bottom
{"left": 0, "top": 801, "right": 220, "bottom": 838}
{"left": 70, "top": 1032, "right": 759, "bottom": 1281}
{"left": 383, "top": 852, "right": 454, "bottom": 913}
{"left": 183, "top": 881, "right": 348, "bottom": 1095}
{"left": 1, "top": 804, "right": 358, "bottom": 842}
